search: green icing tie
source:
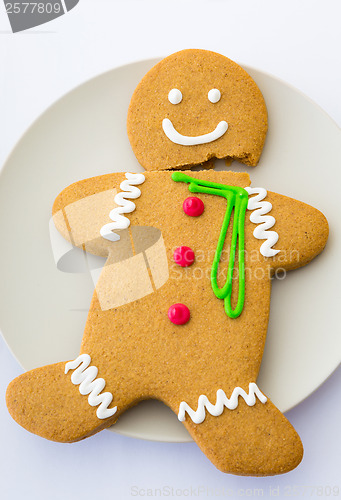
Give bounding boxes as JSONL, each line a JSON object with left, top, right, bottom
{"left": 172, "top": 172, "right": 248, "bottom": 319}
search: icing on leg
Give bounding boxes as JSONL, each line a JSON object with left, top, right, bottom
{"left": 65, "top": 354, "right": 117, "bottom": 419}
{"left": 178, "top": 383, "right": 267, "bottom": 424}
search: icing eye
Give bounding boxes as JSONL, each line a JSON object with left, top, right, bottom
{"left": 168, "top": 88, "right": 182, "bottom": 105}
{"left": 208, "top": 88, "right": 221, "bottom": 104}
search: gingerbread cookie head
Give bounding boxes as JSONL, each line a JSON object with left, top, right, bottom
{"left": 127, "top": 49, "right": 268, "bottom": 171}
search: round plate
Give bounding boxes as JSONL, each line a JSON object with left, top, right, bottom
{"left": 0, "top": 59, "right": 340, "bottom": 443}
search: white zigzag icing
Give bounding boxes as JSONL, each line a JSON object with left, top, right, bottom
{"left": 65, "top": 354, "right": 117, "bottom": 419}
{"left": 178, "top": 383, "right": 267, "bottom": 424}
{"left": 244, "top": 187, "right": 280, "bottom": 257}
{"left": 100, "top": 172, "right": 145, "bottom": 242}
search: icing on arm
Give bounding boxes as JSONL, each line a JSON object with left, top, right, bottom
{"left": 244, "top": 187, "right": 280, "bottom": 257}
{"left": 100, "top": 172, "right": 145, "bottom": 242}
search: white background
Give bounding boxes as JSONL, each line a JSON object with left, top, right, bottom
{"left": 0, "top": 1, "right": 340, "bottom": 499}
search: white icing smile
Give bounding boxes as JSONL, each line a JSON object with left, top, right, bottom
{"left": 162, "top": 118, "right": 228, "bottom": 146}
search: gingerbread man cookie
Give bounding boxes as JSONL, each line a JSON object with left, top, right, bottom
{"left": 6, "top": 50, "right": 328, "bottom": 476}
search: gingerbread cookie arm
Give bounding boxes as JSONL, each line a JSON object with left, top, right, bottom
{"left": 52, "top": 172, "right": 144, "bottom": 258}
{"left": 246, "top": 189, "right": 328, "bottom": 271}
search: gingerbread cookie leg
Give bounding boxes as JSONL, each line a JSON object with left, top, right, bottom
{"left": 174, "top": 393, "right": 303, "bottom": 476}
{"left": 6, "top": 351, "right": 136, "bottom": 442}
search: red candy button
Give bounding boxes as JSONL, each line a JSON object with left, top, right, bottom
{"left": 168, "top": 303, "right": 190, "bottom": 325}
{"left": 173, "top": 246, "right": 195, "bottom": 267}
{"left": 183, "top": 197, "right": 204, "bottom": 217}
